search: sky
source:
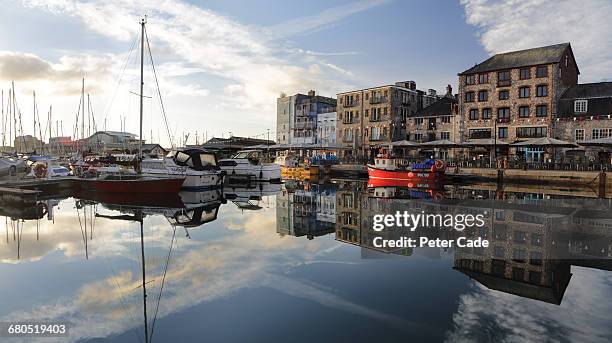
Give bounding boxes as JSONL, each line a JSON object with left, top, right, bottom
{"left": 0, "top": 0, "right": 611, "bottom": 147}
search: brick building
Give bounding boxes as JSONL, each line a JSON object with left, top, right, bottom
{"left": 336, "top": 81, "right": 439, "bottom": 159}
{"left": 458, "top": 43, "right": 579, "bottom": 161}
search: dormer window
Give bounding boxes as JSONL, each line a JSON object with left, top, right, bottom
{"left": 574, "top": 100, "right": 588, "bottom": 113}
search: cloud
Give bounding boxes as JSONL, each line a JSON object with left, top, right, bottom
{"left": 460, "top": 0, "right": 612, "bottom": 82}
{"left": 0, "top": 51, "right": 114, "bottom": 95}
{"left": 445, "top": 267, "right": 612, "bottom": 342}
{"left": 265, "top": 0, "right": 391, "bottom": 39}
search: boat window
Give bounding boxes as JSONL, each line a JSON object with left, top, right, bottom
{"left": 176, "top": 152, "right": 191, "bottom": 164}
{"left": 200, "top": 154, "right": 217, "bottom": 166}
{"left": 166, "top": 151, "right": 177, "bottom": 159}
{"left": 234, "top": 152, "right": 249, "bottom": 159}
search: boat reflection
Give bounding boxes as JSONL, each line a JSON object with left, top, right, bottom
{"left": 224, "top": 182, "right": 281, "bottom": 211}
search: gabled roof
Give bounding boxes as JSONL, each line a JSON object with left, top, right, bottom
{"left": 459, "top": 43, "right": 576, "bottom": 75}
{"left": 560, "top": 82, "right": 612, "bottom": 99}
{"left": 92, "top": 131, "right": 138, "bottom": 138}
{"left": 411, "top": 96, "right": 457, "bottom": 117}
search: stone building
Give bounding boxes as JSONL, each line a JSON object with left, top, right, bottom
{"left": 336, "top": 81, "right": 439, "bottom": 159}
{"left": 14, "top": 135, "right": 44, "bottom": 153}
{"left": 276, "top": 91, "right": 336, "bottom": 145}
{"left": 555, "top": 82, "right": 612, "bottom": 161}
{"left": 405, "top": 85, "right": 459, "bottom": 158}
{"left": 458, "top": 43, "right": 579, "bottom": 161}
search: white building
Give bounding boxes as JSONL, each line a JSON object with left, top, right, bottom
{"left": 317, "top": 111, "right": 337, "bottom": 146}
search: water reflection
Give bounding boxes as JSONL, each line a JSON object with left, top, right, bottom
{"left": 0, "top": 180, "right": 611, "bottom": 342}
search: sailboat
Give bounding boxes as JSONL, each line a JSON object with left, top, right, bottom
{"left": 80, "top": 18, "right": 184, "bottom": 194}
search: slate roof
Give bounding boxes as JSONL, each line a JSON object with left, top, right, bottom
{"left": 459, "top": 43, "right": 575, "bottom": 75}
{"left": 412, "top": 96, "right": 457, "bottom": 117}
{"left": 560, "top": 82, "right": 612, "bottom": 99}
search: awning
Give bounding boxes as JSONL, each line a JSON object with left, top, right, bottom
{"left": 511, "top": 137, "right": 578, "bottom": 148}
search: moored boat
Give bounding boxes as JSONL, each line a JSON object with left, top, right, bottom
{"left": 367, "top": 155, "right": 446, "bottom": 184}
{"left": 218, "top": 149, "right": 281, "bottom": 182}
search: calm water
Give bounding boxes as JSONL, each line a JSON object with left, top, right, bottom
{"left": 1, "top": 180, "right": 611, "bottom": 343}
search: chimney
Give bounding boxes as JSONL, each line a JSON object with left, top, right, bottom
{"left": 308, "top": 90, "right": 316, "bottom": 97}
{"left": 446, "top": 84, "right": 453, "bottom": 97}
{"left": 395, "top": 81, "right": 417, "bottom": 90}
{"left": 428, "top": 89, "right": 437, "bottom": 97}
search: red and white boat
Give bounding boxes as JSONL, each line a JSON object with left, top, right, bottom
{"left": 367, "top": 155, "right": 446, "bottom": 186}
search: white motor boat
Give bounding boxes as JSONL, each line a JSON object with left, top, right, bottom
{"left": 218, "top": 149, "right": 281, "bottom": 182}
{"left": 142, "top": 148, "right": 224, "bottom": 190}
{"left": 27, "top": 156, "right": 71, "bottom": 178}
{"left": 0, "top": 156, "right": 27, "bottom": 177}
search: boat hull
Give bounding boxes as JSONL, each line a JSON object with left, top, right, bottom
{"left": 220, "top": 165, "right": 281, "bottom": 181}
{"left": 80, "top": 177, "right": 185, "bottom": 193}
{"left": 367, "top": 165, "right": 444, "bottom": 188}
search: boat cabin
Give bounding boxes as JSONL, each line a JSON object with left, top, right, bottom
{"left": 166, "top": 149, "right": 219, "bottom": 171}
{"left": 373, "top": 154, "right": 399, "bottom": 170}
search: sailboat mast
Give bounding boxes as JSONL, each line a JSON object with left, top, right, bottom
{"left": 139, "top": 18, "right": 145, "bottom": 161}
{"left": 81, "top": 78, "right": 85, "bottom": 142}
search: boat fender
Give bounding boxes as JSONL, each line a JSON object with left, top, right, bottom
{"left": 435, "top": 160, "right": 445, "bottom": 170}
{"left": 9, "top": 165, "right": 16, "bottom": 176}
{"left": 232, "top": 169, "right": 236, "bottom": 175}
{"left": 259, "top": 169, "right": 263, "bottom": 179}
{"left": 431, "top": 165, "right": 436, "bottom": 172}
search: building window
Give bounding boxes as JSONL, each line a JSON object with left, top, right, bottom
{"left": 574, "top": 100, "right": 588, "bottom": 113}
{"left": 575, "top": 129, "right": 585, "bottom": 141}
{"left": 414, "top": 133, "right": 423, "bottom": 141}
{"left": 512, "top": 267, "right": 525, "bottom": 281}
{"left": 519, "top": 106, "right": 530, "bottom": 118}
{"left": 493, "top": 223, "right": 507, "bottom": 240}
{"left": 469, "top": 109, "right": 479, "bottom": 120}
{"left": 482, "top": 108, "right": 492, "bottom": 119}
{"left": 465, "top": 92, "right": 475, "bottom": 102}
{"left": 519, "top": 68, "right": 531, "bottom": 79}
{"left": 529, "top": 271, "right": 541, "bottom": 284}
{"left": 497, "top": 107, "right": 510, "bottom": 120}
{"left": 478, "top": 90, "right": 488, "bottom": 102}
{"left": 497, "top": 71, "right": 511, "bottom": 87}
{"left": 414, "top": 118, "right": 423, "bottom": 126}
{"left": 441, "top": 116, "right": 451, "bottom": 124}
{"left": 517, "top": 127, "right": 547, "bottom": 138}
{"left": 531, "top": 233, "right": 543, "bottom": 246}
{"left": 494, "top": 246, "right": 505, "bottom": 258}
{"left": 536, "top": 85, "right": 548, "bottom": 97}
{"left": 469, "top": 129, "right": 492, "bottom": 139}
{"left": 536, "top": 65, "right": 548, "bottom": 77}
{"left": 498, "top": 90, "right": 509, "bottom": 100}
{"left": 466, "top": 75, "right": 476, "bottom": 85}
{"left": 441, "top": 131, "right": 450, "bottom": 140}
{"left": 530, "top": 251, "right": 543, "bottom": 266}
{"left": 519, "top": 86, "right": 530, "bottom": 98}
{"left": 514, "top": 231, "right": 527, "bottom": 243}
{"left": 593, "top": 128, "right": 612, "bottom": 139}
{"left": 371, "top": 127, "right": 380, "bottom": 140}
{"left": 512, "top": 249, "right": 527, "bottom": 263}
{"left": 478, "top": 73, "right": 489, "bottom": 84}
{"left": 498, "top": 127, "right": 508, "bottom": 138}
{"left": 536, "top": 105, "right": 548, "bottom": 117}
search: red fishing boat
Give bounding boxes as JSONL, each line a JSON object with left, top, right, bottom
{"left": 367, "top": 155, "right": 446, "bottom": 184}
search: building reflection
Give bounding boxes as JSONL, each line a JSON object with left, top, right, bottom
{"left": 276, "top": 181, "right": 336, "bottom": 240}
{"left": 326, "top": 180, "right": 612, "bottom": 305}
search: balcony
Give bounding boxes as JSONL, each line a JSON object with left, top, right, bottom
{"left": 369, "top": 115, "right": 384, "bottom": 122}
{"left": 294, "top": 121, "right": 316, "bottom": 129}
{"left": 343, "top": 100, "right": 359, "bottom": 108}
{"left": 342, "top": 119, "right": 357, "bottom": 124}
{"left": 369, "top": 135, "right": 388, "bottom": 142}
{"left": 369, "top": 97, "right": 387, "bottom": 104}
{"left": 497, "top": 117, "right": 511, "bottom": 123}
